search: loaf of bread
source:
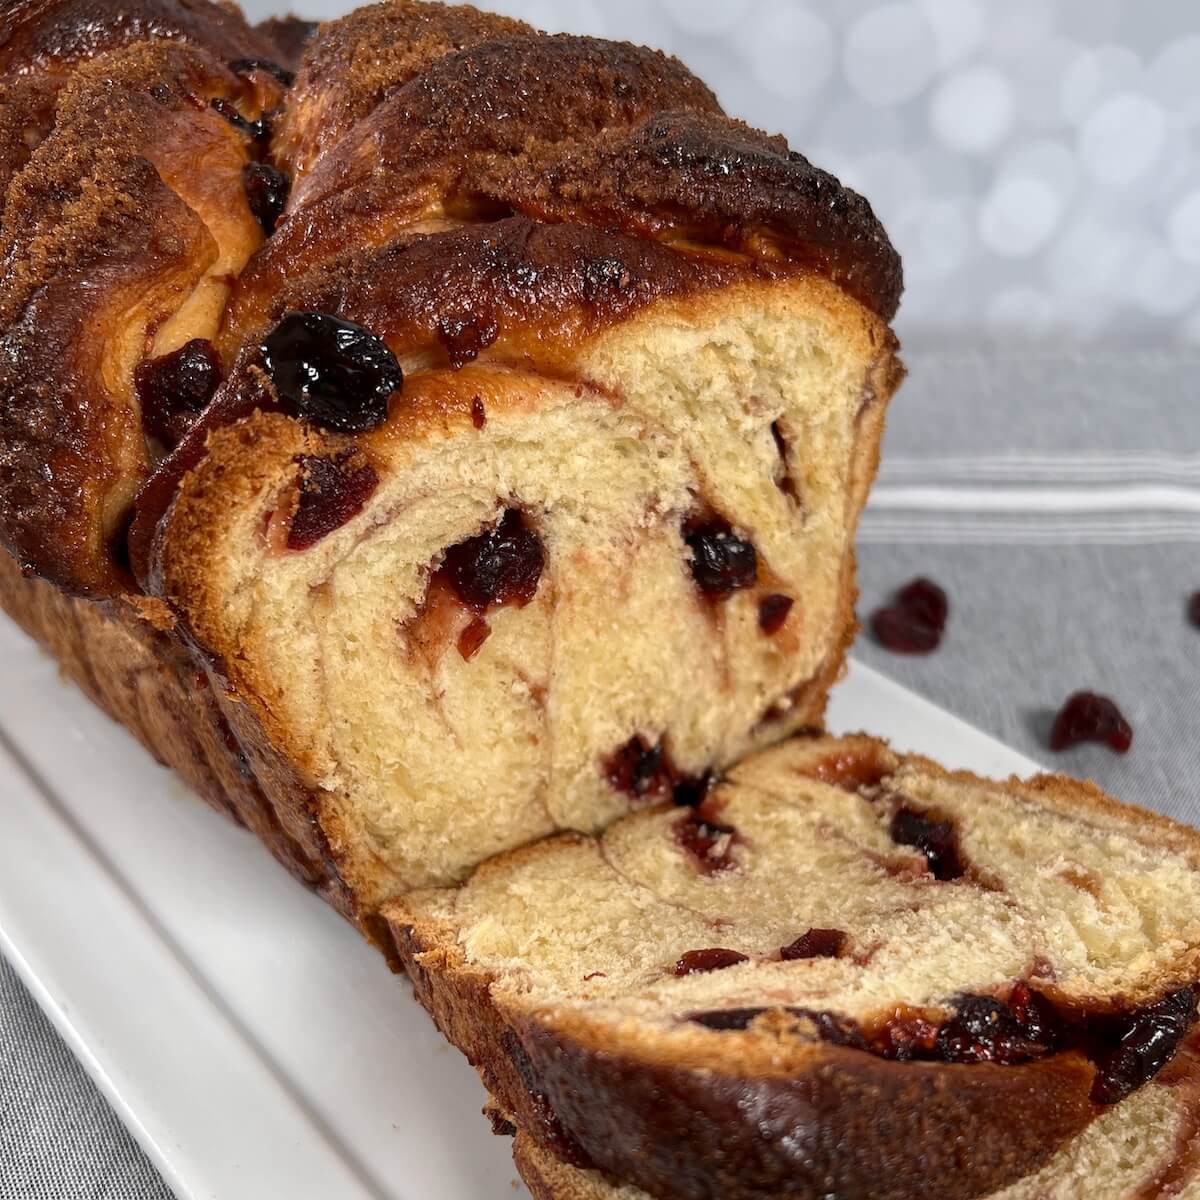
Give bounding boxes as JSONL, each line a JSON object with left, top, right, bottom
{"left": 6, "top": 5, "right": 1194, "bottom": 1198}
{"left": 5, "top": 0, "right": 905, "bottom": 918}
{"left": 388, "top": 734, "right": 1200, "bottom": 1200}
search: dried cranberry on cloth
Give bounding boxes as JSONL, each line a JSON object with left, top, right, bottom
{"left": 856, "top": 349, "right": 1200, "bottom": 829}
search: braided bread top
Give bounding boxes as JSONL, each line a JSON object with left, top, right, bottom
{"left": 0, "top": 0, "right": 902, "bottom": 597}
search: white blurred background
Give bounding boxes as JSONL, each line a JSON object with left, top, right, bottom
{"left": 243, "top": 0, "right": 1200, "bottom": 348}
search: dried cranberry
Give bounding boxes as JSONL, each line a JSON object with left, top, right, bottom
{"left": 227, "top": 57, "right": 295, "bottom": 86}
{"left": 261, "top": 312, "right": 403, "bottom": 433}
{"left": 606, "top": 736, "right": 671, "bottom": 802}
{"left": 135, "top": 338, "right": 223, "bottom": 448}
{"left": 442, "top": 509, "right": 544, "bottom": 613}
{"left": 898, "top": 578, "right": 948, "bottom": 629}
{"left": 871, "top": 576, "right": 948, "bottom": 654}
{"left": 673, "top": 948, "right": 749, "bottom": 976}
{"left": 935, "top": 991, "right": 1057, "bottom": 1065}
{"left": 1190, "top": 592, "right": 1200, "bottom": 628}
{"left": 673, "top": 810, "right": 739, "bottom": 875}
{"left": 242, "top": 161, "right": 290, "bottom": 234}
{"left": 889, "top": 804, "right": 965, "bottom": 881}
{"left": 1049, "top": 692, "right": 1133, "bottom": 754}
{"left": 287, "top": 455, "right": 379, "bottom": 551}
{"left": 758, "top": 593, "right": 793, "bottom": 635}
{"left": 780, "top": 929, "right": 846, "bottom": 960}
{"left": 1092, "top": 988, "right": 1198, "bottom": 1105}
{"left": 872, "top": 606, "right": 940, "bottom": 654}
{"left": 685, "top": 520, "right": 758, "bottom": 598}
{"left": 470, "top": 397, "right": 487, "bottom": 429}
{"left": 672, "top": 772, "right": 715, "bottom": 809}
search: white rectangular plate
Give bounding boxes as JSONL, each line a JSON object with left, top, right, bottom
{"left": 0, "top": 612, "right": 1042, "bottom": 1200}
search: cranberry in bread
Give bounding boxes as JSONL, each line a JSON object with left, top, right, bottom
{"left": 388, "top": 734, "right": 1200, "bottom": 1200}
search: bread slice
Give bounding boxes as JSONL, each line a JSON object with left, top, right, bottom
{"left": 386, "top": 734, "right": 1200, "bottom": 1200}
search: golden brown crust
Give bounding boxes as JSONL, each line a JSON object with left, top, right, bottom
{"left": 514, "top": 1134, "right": 618, "bottom": 1200}
{"left": 0, "top": 73, "right": 59, "bottom": 201}
{"left": 233, "top": 32, "right": 898, "bottom": 342}
{"left": 0, "top": 0, "right": 279, "bottom": 75}
{"left": 391, "top": 911, "right": 1098, "bottom": 1200}
{"left": 274, "top": 0, "right": 530, "bottom": 176}
{"left": 0, "top": 2, "right": 901, "bottom": 597}
{"left": 221, "top": 216, "right": 748, "bottom": 366}
{"left": 0, "top": 39, "right": 281, "bottom": 595}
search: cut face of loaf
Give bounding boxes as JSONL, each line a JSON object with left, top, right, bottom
{"left": 154, "top": 266, "right": 896, "bottom": 907}
{"left": 387, "top": 734, "right": 1200, "bottom": 1200}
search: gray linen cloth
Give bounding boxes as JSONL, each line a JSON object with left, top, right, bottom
{"left": 2, "top": 350, "right": 1198, "bottom": 1197}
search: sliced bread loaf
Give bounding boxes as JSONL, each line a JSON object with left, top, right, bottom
{"left": 388, "top": 734, "right": 1200, "bottom": 1200}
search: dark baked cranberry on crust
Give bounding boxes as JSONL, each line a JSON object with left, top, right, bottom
{"left": 243, "top": 161, "right": 290, "bottom": 234}
{"left": 135, "top": 338, "right": 224, "bottom": 449}
{"left": 781, "top": 929, "right": 846, "bottom": 960}
{"left": 442, "top": 509, "right": 544, "bottom": 613}
{"left": 260, "top": 311, "right": 403, "bottom": 433}
{"left": 1049, "top": 692, "right": 1133, "bottom": 754}
{"left": 889, "top": 804, "right": 966, "bottom": 881}
{"left": 758, "top": 593, "right": 793, "bottom": 635}
{"left": 470, "top": 397, "right": 487, "bottom": 429}
{"left": 287, "top": 454, "right": 379, "bottom": 551}
{"left": 871, "top": 577, "right": 949, "bottom": 654}
{"left": 685, "top": 519, "right": 758, "bottom": 598}
{"left": 606, "top": 736, "right": 671, "bottom": 802}
{"left": 673, "top": 810, "right": 739, "bottom": 874}
{"left": 674, "top": 948, "right": 749, "bottom": 976}
{"left": 1092, "top": 987, "right": 1198, "bottom": 1104}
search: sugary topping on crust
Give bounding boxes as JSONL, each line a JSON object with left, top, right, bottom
{"left": 0, "top": 0, "right": 901, "bottom": 595}
{"left": 0, "top": 0, "right": 279, "bottom": 75}
{"left": 275, "top": 0, "right": 530, "bottom": 175}
{"left": 0, "top": 36, "right": 279, "bottom": 593}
